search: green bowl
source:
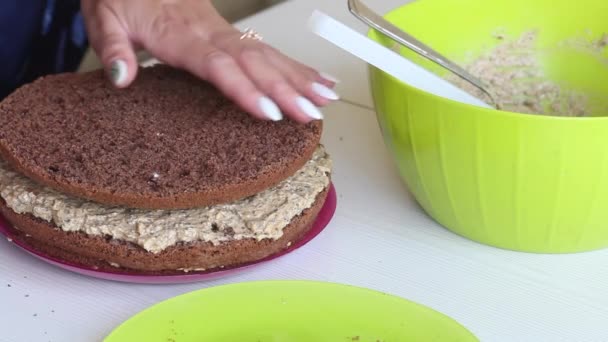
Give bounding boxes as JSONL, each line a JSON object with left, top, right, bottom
{"left": 104, "top": 281, "right": 478, "bottom": 341}
{"left": 369, "top": 0, "right": 608, "bottom": 253}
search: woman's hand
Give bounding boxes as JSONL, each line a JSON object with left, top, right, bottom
{"left": 80, "top": 0, "right": 339, "bottom": 123}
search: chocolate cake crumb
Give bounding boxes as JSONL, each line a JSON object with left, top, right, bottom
{"left": 223, "top": 227, "right": 235, "bottom": 237}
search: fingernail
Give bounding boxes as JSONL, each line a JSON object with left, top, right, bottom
{"left": 319, "top": 71, "right": 340, "bottom": 83}
{"left": 258, "top": 96, "right": 283, "bottom": 121}
{"left": 109, "top": 59, "right": 128, "bottom": 86}
{"left": 296, "top": 96, "right": 323, "bottom": 120}
{"left": 312, "top": 82, "right": 340, "bottom": 100}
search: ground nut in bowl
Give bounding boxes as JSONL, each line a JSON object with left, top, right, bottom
{"left": 368, "top": 0, "right": 608, "bottom": 253}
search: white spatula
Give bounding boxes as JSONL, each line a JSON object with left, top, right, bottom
{"left": 306, "top": 10, "right": 492, "bottom": 109}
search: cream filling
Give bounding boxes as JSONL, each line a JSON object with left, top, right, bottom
{"left": 444, "top": 30, "right": 608, "bottom": 116}
{"left": 0, "top": 146, "right": 332, "bottom": 254}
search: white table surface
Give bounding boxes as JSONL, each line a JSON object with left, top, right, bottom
{"left": 2, "top": 1, "right": 608, "bottom": 342}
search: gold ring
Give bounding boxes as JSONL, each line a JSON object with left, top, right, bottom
{"left": 240, "top": 28, "right": 263, "bottom": 41}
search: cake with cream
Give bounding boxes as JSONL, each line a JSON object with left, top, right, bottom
{"left": 0, "top": 65, "right": 332, "bottom": 274}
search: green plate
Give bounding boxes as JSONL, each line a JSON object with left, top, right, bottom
{"left": 104, "top": 281, "right": 477, "bottom": 341}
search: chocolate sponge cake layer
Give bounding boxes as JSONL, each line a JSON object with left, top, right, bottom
{"left": 0, "top": 65, "right": 322, "bottom": 209}
{"left": 0, "top": 187, "right": 329, "bottom": 275}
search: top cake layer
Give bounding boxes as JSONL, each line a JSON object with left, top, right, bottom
{"left": 0, "top": 65, "right": 322, "bottom": 209}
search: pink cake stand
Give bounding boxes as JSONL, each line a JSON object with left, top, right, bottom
{"left": 0, "top": 184, "right": 337, "bottom": 284}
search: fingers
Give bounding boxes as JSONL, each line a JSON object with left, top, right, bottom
{"left": 82, "top": 2, "right": 139, "bottom": 88}
{"left": 83, "top": 0, "right": 340, "bottom": 123}
{"left": 212, "top": 31, "right": 340, "bottom": 122}
{"left": 234, "top": 44, "right": 324, "bottom": 123}
{"left": 264, "top": 47, "right": 339, "bottom": 107}
{"left": 149, "top": 26, "right": 338, "bottom": 123}
{"left": 266, "top": 44, "right": 339, "bottom": 87}
{"left": 201, "top": 50, "right": 284, "bottom": 121}
{"left": 147, "top": 34, "right": 283, "bottom": 121}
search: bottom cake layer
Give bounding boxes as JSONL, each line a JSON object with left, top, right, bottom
{"left": 0, "top": 187, "right": 329, "bottom": 275}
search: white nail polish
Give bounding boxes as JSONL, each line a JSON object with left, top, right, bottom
{"left": 296, "top": 96, "right": 323, "bottom": 120}
{"left": 109, "top": 59, "right": 128, "bottom": 86}
{"left": 258, "top": 96, "right": 283, "bottom": 121}
{"left": 319, "top": 71, "right": 340, "bottom": 83}
{"left": 312, "top": 82, "right": 340, "bottom": 100}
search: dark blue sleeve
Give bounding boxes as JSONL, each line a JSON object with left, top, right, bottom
{"left": 0, "top": 0, "right": 88, "bottom": 99}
